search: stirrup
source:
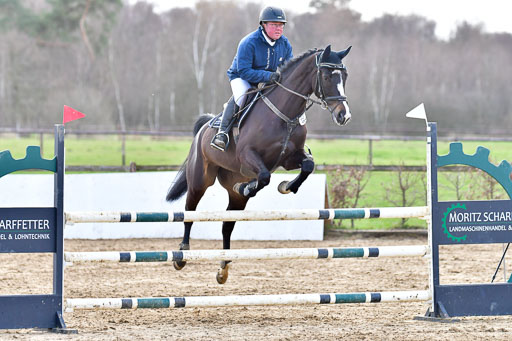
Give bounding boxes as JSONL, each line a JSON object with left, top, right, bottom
{"left": 210, "top": 132, "right": 229, "bottom": 151}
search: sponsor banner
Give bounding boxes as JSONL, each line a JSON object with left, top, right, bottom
{"left": 0, "top": 208, "right": 56, "bottom": 252}
{"left": 435, "top": 200, "right": 512, "bottom": 244}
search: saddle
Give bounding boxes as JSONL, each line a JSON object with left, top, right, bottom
{"left": 208, "top": 88, "right": 262, "bottom": 145}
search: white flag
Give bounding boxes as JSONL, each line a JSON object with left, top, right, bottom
{"left": 405, "top": 103, "right": 427, "bottom": 121}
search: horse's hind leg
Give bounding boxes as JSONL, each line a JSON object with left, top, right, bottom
{"left": 173, "top": 221, "right": 191, "bottom": 270}
{"left": 217, "top": 172, "right": 250, "bottom": 284}
{"left": 174, "top": 164, "right": 218, "bottom": 271}
{"left": 278, "top": 151, "right": 315, "bottom": 194}
{"left": 216, "top": 218, "right": 234, "bottom": 284}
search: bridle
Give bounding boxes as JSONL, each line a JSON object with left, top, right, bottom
{"left": 243, "top": 50, "right": 348, "bottom": 115}
{"left": 266, "top": 50, "right": 348, "bottom": 116}
{"left": 314, "top": 51, "right": 348, "bottom": 114}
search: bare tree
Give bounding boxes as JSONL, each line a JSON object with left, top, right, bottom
{"left": 169, "top": 90, "right": 175, "bottom": 124}
{"left": 79, "top": 0, "right": 95, "bottom": 62}
{"left": 382, "top": 165, "right": 425, "bottom": 228}
{"left": 328, "top": 166, "right": 370, "bottom": 228}
{"left": 191, "top": 10, "right": 218, "bottom": 115}
{"left": 369, "top": 53, "right": 396, "bottom": 130}
{"left": 154, "top": 38, "right": 161, "bottom": 130}
{"left": 108, "top": 37, "right": 126, "bottom": 132}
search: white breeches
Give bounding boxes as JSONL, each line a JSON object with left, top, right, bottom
{"left": 230, "top": 78, "right": 251, "bottom": 107}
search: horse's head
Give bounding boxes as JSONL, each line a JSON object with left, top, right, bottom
{"left": 315, "top": 45, "right": 352, "bottom": 126}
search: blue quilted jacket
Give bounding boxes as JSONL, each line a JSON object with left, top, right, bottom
{"left": 227, "top": 27, "right": 293, "bottom": 85}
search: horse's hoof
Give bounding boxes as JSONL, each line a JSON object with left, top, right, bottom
{"left": 216, "top": 260, "right": 231, "bottom": 284}
{"left": 278, "top": 181, "right": 291, "bottom": 194}
{"left": 173, "top": 260, "right": 186, "bottom": 270}
{"left": 233, "top": 182, "right": 246, "bottom": 196}
{"left": 174, "top": 243, "right": 190, "bottom": 270}
{"left": 233, "top": 183, "right": 241, "bottom": 193}
{"left": 216, "top": 271, "right": 228, "bottom": 284}
{"left": 234, "top": 183, "right": 252, "bottom": 197}
{"left": 179, "top": 243, "right": 190, "bottom": 251}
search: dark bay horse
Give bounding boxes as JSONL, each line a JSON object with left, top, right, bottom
{"left": 166, "top": 45, "right": 352, "bottom": 283}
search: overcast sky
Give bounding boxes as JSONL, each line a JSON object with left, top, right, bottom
{"left": 128, "top": 0, "right": 511, "bottom": 40}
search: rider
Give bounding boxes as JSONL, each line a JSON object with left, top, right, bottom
{"left": 210, "top": 6, "right": 293, "bottom": 151}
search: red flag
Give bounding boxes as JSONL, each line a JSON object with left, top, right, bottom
{"left": 63, "top": 105, "right": 86, "bottom": 124}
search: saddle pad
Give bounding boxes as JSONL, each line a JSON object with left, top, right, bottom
{"left": 208, "top": 112, "right": 228, "bottom": 129}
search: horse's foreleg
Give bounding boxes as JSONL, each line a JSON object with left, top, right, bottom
{"left": 279, "top": 152, "right": 315, "bottom": 194}
{"left": 234, "top": 150, "right": 270, "bottom": 197}
{"left": 234, "top": 171, "right": 270, "bottom": 197}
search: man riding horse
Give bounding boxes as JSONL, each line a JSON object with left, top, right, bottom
{"left": 167, "top": 5, "right": 352, "bottom": 283}
{"left": 210, "top": 6, "right": 293, "bottom": 151}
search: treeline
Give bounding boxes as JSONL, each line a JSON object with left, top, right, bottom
{"left": 0, "top": 0, "right": 511, "bottom": 135}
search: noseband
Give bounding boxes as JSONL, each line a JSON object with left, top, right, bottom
{"left": 314, "top": 52, "right": 348, "bottom": 112}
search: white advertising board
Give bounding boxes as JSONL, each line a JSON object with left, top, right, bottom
{"left": 0, "top": 172, "right": 326, "bottom": 240}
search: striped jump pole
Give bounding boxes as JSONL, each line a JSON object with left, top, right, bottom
{"left": 66, "top": 290, "right": 431, "bottom": 311}
{"left": 65, "top": 206, "right": 429, "bottom": 224}
{"left": 64, "top": 245, "right": 428, "bottom": 263}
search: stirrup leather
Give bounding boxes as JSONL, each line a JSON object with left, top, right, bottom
{"left": 210, "top": 132, "right": 229, "bottom": 151}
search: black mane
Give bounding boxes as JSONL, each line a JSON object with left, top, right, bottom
{"left": 278, "top": 48, "right": 321, "bottom": 75}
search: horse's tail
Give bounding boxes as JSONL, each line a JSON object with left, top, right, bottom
{"left": 193, "top": 113, "right": 215, "bottom": 135}
{"left": 166, "top": 159, "right": 188, "bottom": 202}
{"left": 166, "top": 113, "right": 215, "bottom": 202}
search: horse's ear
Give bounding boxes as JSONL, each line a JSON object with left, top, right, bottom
{"left": 321, "top": 45, "right": 331, "bottom": 62}
{"left": 337, "top": 46, "right": 352, "bottom": 60}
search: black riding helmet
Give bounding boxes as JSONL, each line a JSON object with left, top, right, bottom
{"left": 259, "top": 6, "right": 287, "bottom": 25}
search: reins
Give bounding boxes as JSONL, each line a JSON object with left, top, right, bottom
{"left": 275, "top": 81, "right": 321, "bottom": 107}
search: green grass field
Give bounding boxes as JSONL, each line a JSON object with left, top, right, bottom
{"left": 2, "top": 134, "right": 511, "bottom": 167}
{"left": 1, "top": 134, "right": 510, "bottom": 230}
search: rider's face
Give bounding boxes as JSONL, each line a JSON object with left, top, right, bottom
{"left": 263, "top": 21, "right": 284, "bottom": 40}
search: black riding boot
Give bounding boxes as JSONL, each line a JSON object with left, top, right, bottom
{"left": 211, "top": 97, "right": 238, "bottom": 151}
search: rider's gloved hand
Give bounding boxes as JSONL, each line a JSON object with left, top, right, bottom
{"left": 269, "top": 72, "right": 281, "bottom": 83}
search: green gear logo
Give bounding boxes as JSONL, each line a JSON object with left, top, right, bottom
{"left": 442, "top": 203, "right": 468, "bottom": 242}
